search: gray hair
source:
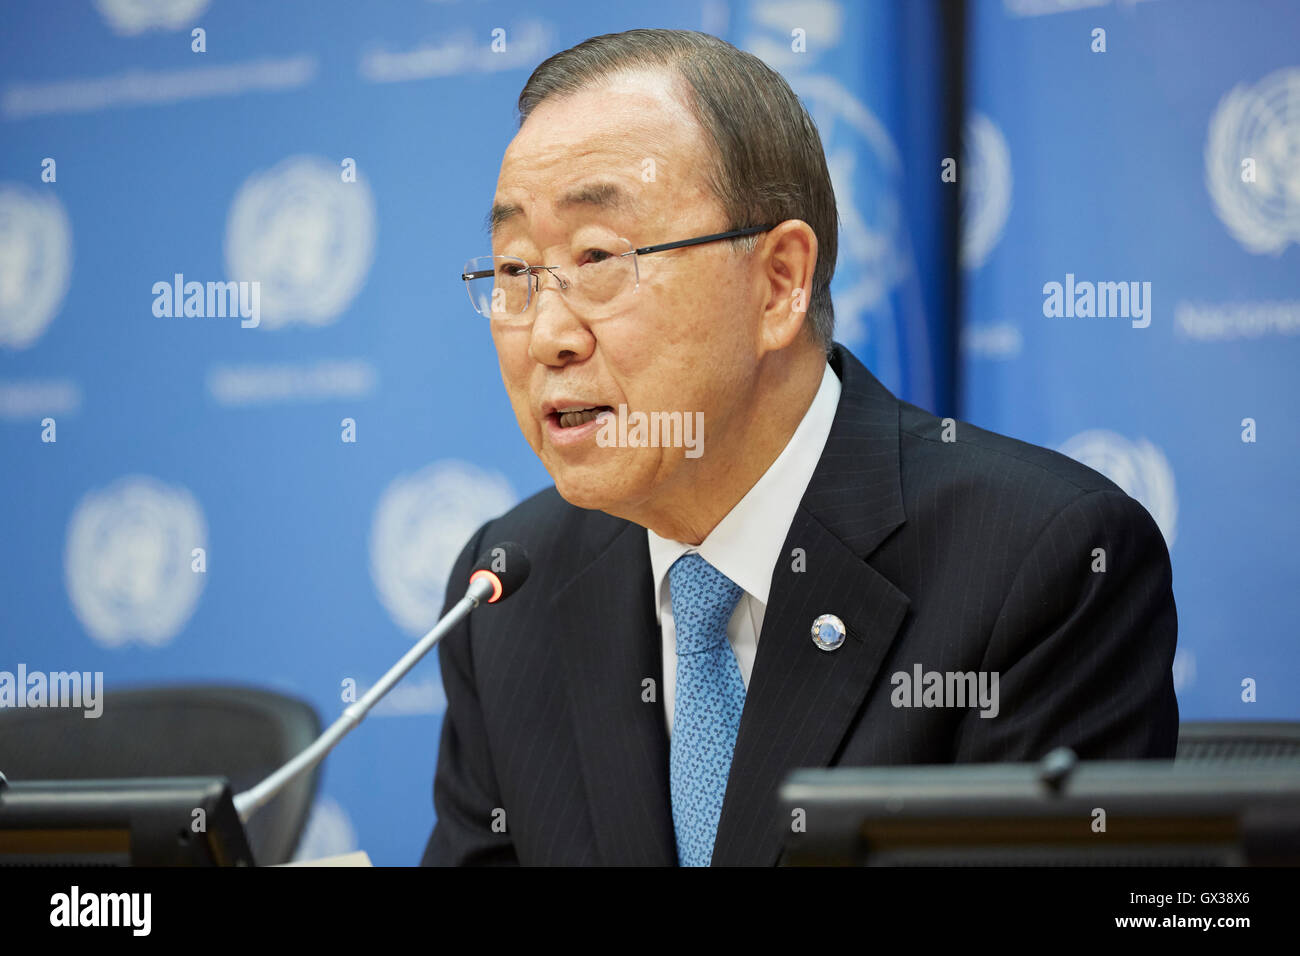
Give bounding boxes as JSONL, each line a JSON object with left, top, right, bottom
{"left": 517, "top": 29, "right": 839, "bottom": 351}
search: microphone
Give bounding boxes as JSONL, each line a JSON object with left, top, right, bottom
{"left": 233, "top": 541, "right": 531, "bottom": 825}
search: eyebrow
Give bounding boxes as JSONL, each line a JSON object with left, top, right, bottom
{"left": 485, "top": 201, "right": 521, "bottom": 235}
{"left": 486, "top": 181, "right": 637, "bottom": 237}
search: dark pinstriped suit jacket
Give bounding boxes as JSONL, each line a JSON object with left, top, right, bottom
{"left": 421, "top": 343, "right": 1179, "bottom": 866}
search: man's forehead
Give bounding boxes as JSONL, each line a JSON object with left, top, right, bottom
{"left": 490, "top": 179, "right": 645, "bottom": 236}
{"left": 508, "top": 70, "right": 695, "bottom": 160}
{"left": 490, "top": 73, "right": 706, "bottom": 235}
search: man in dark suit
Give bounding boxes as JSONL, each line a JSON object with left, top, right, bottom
{"left": 423, "top": 30, "right": 1177, "bottom": 866}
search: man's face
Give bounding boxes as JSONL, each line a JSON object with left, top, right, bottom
{"left": 488, "top": 69, "right": 764, "bottom": 518}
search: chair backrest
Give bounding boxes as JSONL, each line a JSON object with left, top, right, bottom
{"left": 0, "top": 684, "right": 321, "bottom": 865}
{"left": 1176, "top": 721, "right": 1300, "bottom": 761}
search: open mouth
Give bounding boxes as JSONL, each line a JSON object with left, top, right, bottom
{"left": 552, "top": 406, "right": 613, "bottom": 429}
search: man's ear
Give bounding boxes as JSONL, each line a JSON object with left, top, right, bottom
{"left": 755, "top": 219, "right": 818, "bottom": 355}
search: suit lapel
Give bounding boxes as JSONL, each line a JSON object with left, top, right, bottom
{"left": 551, "top": 520, "right": 676, "bottom": 865}
{"left": 710, "top": 345, "right": 911, "bottom": 866}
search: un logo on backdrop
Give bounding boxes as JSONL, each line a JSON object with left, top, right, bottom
{"left": 1206, "top": 67, "right": 1300, "bottom": 255}
{"left": 1059, "top": 430, "right": 1178, "bottom": 550}
{"left": 742, "top": 3, "right": 923, "bottom": 387}
{"left": 369, "top": 461, "right": 517, "bottom": 636}
{"left": 789, "top": 72, "right": 911, "bottom": 352}
{"left": 225, "top": 155, "right": 376, "bottom": 330}
{"left": 960, "top": 113, "right": 1013, "bottom": 270}
{"left": 0, "top": 184, "right": 72, "bottom": 350}
{"left": 64, "top": 476, "right": 208, "bottom": 648}
{"left": 93, "top": 0, "right": 210, "bottom": 35}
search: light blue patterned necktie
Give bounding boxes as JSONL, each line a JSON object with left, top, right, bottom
{"left": 669, "top": 552, "right": 746, "bottom": 867}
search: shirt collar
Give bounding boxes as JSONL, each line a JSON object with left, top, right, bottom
{"left": 647, "top": 361, "right": 842, "bottom": 620}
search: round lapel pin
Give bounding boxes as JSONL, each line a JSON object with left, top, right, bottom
{"left": 811, "top": 613, "right": 847, "bottom": 651}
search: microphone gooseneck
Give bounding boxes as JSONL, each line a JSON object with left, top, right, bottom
{"left": 232, "top": 542, "right": 531, "bottom": 824}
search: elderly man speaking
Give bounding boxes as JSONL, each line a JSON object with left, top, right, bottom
{"left": 422, "top": 29, "right": 1178, "bottom": 866}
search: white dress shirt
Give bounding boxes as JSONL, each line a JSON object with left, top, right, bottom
{"left": 647, "top": 361, "right": 842, "bottom": 735}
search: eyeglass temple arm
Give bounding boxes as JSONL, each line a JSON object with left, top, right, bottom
{"left": 632, "top": 224, "right": 774, "bottom": 256}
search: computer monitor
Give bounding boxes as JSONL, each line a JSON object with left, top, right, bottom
{"left": 0, "top": 776, "right": 255, "bottom": 866}
{"left": 779, "top": 754, "right": 1300, "bottom": 865}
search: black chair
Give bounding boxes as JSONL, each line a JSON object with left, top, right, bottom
{"left": 1176, "top": 721, "right": 1300, "bottom": 761}
{"left": 0, "top": 684, "right": 320, "bottom": 865}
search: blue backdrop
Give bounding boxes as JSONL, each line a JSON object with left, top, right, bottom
{"left": 1, "top": 0, "right": 1294, "bottom": 865}
{"left": 961, "top": 0, "right": 1300, "bottom": 731}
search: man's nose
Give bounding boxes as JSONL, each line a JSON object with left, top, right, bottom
{"left": 528, "top": 275, "right": 594, "bottom": 367}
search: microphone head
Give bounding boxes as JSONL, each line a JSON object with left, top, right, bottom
{"left": 468, "top": 541, "right": 531, "bottom": 603}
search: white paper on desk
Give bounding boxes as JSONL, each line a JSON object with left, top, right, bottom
{"left": 274, "top": 851, "right": 373, "bottom": 867}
